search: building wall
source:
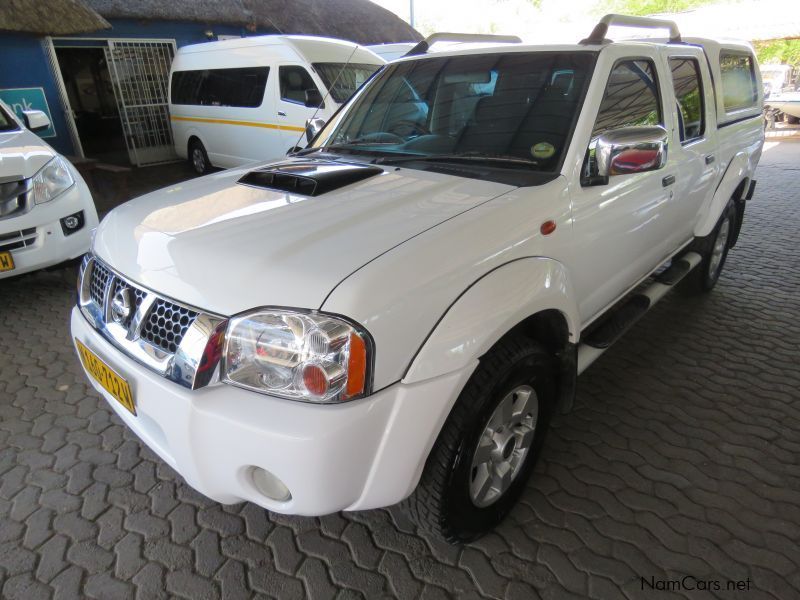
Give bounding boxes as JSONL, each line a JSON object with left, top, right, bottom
{"left": 0, "top": 19, "right": 275, "bottom": 158}
{"left": 0, "top": 34, "right": 76, "bottom": 155}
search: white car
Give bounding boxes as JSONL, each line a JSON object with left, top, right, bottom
{"left": 72, "top": 16, "right": 763, "bottom": 542}
{"left": 169, "top": 35, "right": 385, "bottom": 174}
{"left": 0, "top": 101, "right": 98, "bottom": 279}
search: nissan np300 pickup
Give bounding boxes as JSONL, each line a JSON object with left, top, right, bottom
{"left": 72, "top": 15, "right": 763, "bottom": 542}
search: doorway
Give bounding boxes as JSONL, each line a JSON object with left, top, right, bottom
{"left": 52, "top": 39, "right": 178, "bottom": 167}
{"left": 55, "top": 46, "right": 128, "bottom": 165}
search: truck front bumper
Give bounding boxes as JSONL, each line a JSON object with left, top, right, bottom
{"left": 0, "top": 178, "right": 98, "bottom": 279}
{"left": 70, "top": 307, "right": 473, "bottom": 515}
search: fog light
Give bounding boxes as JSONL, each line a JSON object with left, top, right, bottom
{"left": 251, "top": 467, "right": 291, "bottom": 502}
{"left": 60, "top": 211, "right": 85, "bottom": 236}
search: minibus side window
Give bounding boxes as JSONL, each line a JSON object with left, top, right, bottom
{"left": 171, "top": 67, "right": 269, "bottom": 108}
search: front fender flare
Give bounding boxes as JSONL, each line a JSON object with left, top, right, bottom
{"left": 403, "top": 257, "right": 580, "bottom": 384}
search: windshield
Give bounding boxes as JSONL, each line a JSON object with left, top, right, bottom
{"left": 0, "top": 105, "right": 19, "bottom": 132}
{"left": 310, "top": 51, "right": 595, "bottom": 175}
{"left": 313, "top": 62, "right": 382, "bottom": 103}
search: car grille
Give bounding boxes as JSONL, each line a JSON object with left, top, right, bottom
{"left": 0, "top": 227, "right": 37, "bottom": 252}
{"left": 0, "top": 179, "right": 31, "bottom": 220}
{"left": 141, "top": 299, "right": 199, "bottom": 354}
{"left": 85, "top": 257, "right": 199, "bottom": 354}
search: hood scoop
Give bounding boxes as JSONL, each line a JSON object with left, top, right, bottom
{"left": 238, "top": 159, "right": 383, "bottom": 197}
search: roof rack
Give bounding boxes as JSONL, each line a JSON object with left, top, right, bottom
{"left": 581, "top": 13, "right": 682, "bottom": 45}
{"left": 404, "top": 32, "right": 522, "bottom": 57}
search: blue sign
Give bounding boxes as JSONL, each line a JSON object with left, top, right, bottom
{"left": 0, "top": 87, "right": 56, "bottom": 138}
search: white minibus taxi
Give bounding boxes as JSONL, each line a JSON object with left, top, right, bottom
{"left": 169, "top": 35, "right": 385, "bottom": 173}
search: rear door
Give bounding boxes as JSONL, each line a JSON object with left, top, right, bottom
{"left": 660, "top": 47, "right": 719, "bottom": 247}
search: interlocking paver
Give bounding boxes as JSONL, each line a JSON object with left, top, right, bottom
{"left": 2, "top": 141, "right": 800, "bottom": 598}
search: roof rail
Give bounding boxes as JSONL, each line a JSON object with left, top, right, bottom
{"left": 404, "top": 32, "right": 522, "bottom": 57}
{"left": 581, "top": 13, "right": 681, "bottom": 45}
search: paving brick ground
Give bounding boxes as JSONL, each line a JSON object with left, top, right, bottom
{"left": 1, "top": 141, "right": 799, "bottom": 599}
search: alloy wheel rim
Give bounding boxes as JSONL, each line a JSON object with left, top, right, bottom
{"left": 192, "top": 148, "right": 205, "bottom": 172}
{"left": 709, "top": 218, "right": 730, "bottom": 277}
{"left": 469, "top": 384, "right": 538, "bottom": 508}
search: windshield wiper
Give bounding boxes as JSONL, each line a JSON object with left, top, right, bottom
{"left": 372, "top": 153, "right": 538, "bottom": 168}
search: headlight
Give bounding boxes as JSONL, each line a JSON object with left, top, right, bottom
{"left": 32, "top": 156, "right": 75, "bottom": 204}
{"left": 222, "top": 309, "right": 372, "bottom": 403}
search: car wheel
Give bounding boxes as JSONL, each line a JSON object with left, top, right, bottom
{"left": 189, "top": 139, "right": 211, "bottom": 175}
{"left": 683, "top": 199, "right": 736, "bottom": 294}
{"left": 785, "top": 114, "right": 800, "bottom": 125}
{"left": 407, "top": 334, "right": 556, "bottom": 543}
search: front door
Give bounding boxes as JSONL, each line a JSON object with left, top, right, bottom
{"left": 276, "top": 64, "right": 325, "bottom": 152}
{"left": 104, "top": 40, "right": 178, "bottom": 166}
{"left": 569, "top": 51, "right": 677, "bottom": 323}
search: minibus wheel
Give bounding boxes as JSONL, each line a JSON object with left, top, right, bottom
{"left": 189, "top": 139, "right": 211, "bottom": 175}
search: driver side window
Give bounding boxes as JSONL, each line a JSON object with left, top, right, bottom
{"left": 279, "top": 66, "right": 319, "bottom": 105}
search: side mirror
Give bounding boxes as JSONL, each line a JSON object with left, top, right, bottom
{"left": 596, "top": 125, "right": 668, "bottom": 177}
{"left": 305, "top": 117, "right": 326, "bottom": 144}
{"left": 304, "top": 89, "right": 324, "bottom": 109}
{"left": 22, "top": 109, "right": 51, "bottom": 132}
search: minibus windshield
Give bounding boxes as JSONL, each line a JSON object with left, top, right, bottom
{"left": 313, "top": 63, "right": 383, "bottom": 103}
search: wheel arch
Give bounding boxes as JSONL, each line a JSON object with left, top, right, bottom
{"left": 695, "top": 151, "right": 752, "bottom": 238}
{"left": 403, "top": 256, "right": 579, "bottom": 411}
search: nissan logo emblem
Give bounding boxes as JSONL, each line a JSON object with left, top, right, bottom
{"left": 111, "top": 287, "right": 134, "bottom": 325}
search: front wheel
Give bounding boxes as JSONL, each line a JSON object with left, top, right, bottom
{"left": 682, "top": 199, "right": 736, "bottom": 294}
{"left": 407, "top": 334, "right": 556, "bottom": 543}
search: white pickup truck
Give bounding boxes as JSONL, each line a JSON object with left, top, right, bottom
{"left": 71, "top": 15, "right": 764, "bottom": 542}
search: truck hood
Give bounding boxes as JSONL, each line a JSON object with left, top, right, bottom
{"left": 0, "top": 128, "right": 55, "bottom": 183}
{"left": 93, "top": 159, "right": 515, "bottom": 315}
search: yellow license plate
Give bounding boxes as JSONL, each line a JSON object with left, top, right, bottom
{"left": 0, "top": 251, "right": 14, "bottom": 272}
{"left": 75, "top": 339, "right": 136, "bottom": 415}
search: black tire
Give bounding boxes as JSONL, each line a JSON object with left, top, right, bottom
{"left": 407, "top": 334, "right": 556, "bottom": 543}
{"left": 682, "top": 199, "right": 736, "bottom": 294}
{"left": 189, "top": 139, "right": 211, "bottom": 175}
{"left": 785, "top": 114, "right": 800, "bottom": 125}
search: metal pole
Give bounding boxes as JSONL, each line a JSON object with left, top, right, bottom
{"left": 409, "top": 0, "right": 415, "bottom": 28}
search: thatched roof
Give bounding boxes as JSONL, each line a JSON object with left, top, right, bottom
{"left": 84, "top": 0, "right": 422, "bottom": 44}
{"left": 0, "top": 0, "right": 110, "bottom": 35}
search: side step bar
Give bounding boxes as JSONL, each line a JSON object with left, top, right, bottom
{"left": 577, "top": 251, "right": 701, "bottom": 375}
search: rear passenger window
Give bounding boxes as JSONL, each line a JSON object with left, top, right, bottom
{"left": 171, "top": 67, "right": 268, "bottom": 108}
{"left": 669, "top": 57, "right": 705, "bottom": 142}
{"left": 279, "top": 66, "right": 320, "bottom": 104}
{"left": 719, "top": 52, "right": 758, "bottom": 112}
{"left": 592, "top": 59, "right": 662, "bottom": 138}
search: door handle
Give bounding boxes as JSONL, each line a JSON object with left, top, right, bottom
{"left": 277, "top": 111, "right": 287, "bottom": 117}
{"left": 662, "top": 174, "right": 676, "bottom": 187}
{"left": 705, "top": 154, "right": 715, "bottom": 165}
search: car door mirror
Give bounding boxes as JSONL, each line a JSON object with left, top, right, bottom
{"left": 22, "top": 109, "right": 51, "bottom": 133}
{"left": 596, "top": 125, "right": 668, "bottom": 177}
{"left": 304, "top": 89, "right": 324, "bottom": 109}
{"left": 305, "top": 118, "right": 326, "bottom": 144}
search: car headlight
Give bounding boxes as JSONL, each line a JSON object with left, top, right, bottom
{"left": 32, "top": 156, "right": 75, "bottom": 204}
{"left": 222, "top": 309, "right": 373, "bottom": 403}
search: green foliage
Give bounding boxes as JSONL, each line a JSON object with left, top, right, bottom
{"left": 592, "top": 0, "right": 720, "bottom": 17}
{"left": 755, "top": 40, "right": 800, "bottom": 67}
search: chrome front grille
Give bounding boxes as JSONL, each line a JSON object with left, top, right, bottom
{"left": 141, "top": 299, "right": 199, "bottom": 354}
{"left": 78, "top": 255, "right": 226, "bottom": 389}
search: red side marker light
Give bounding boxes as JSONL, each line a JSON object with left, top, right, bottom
{"left": 540, "top": 220, "right": 557, "bottom": 236}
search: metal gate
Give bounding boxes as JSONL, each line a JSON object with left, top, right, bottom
{"left": 104, "top": 40, "right": 177, "bottom": 166}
